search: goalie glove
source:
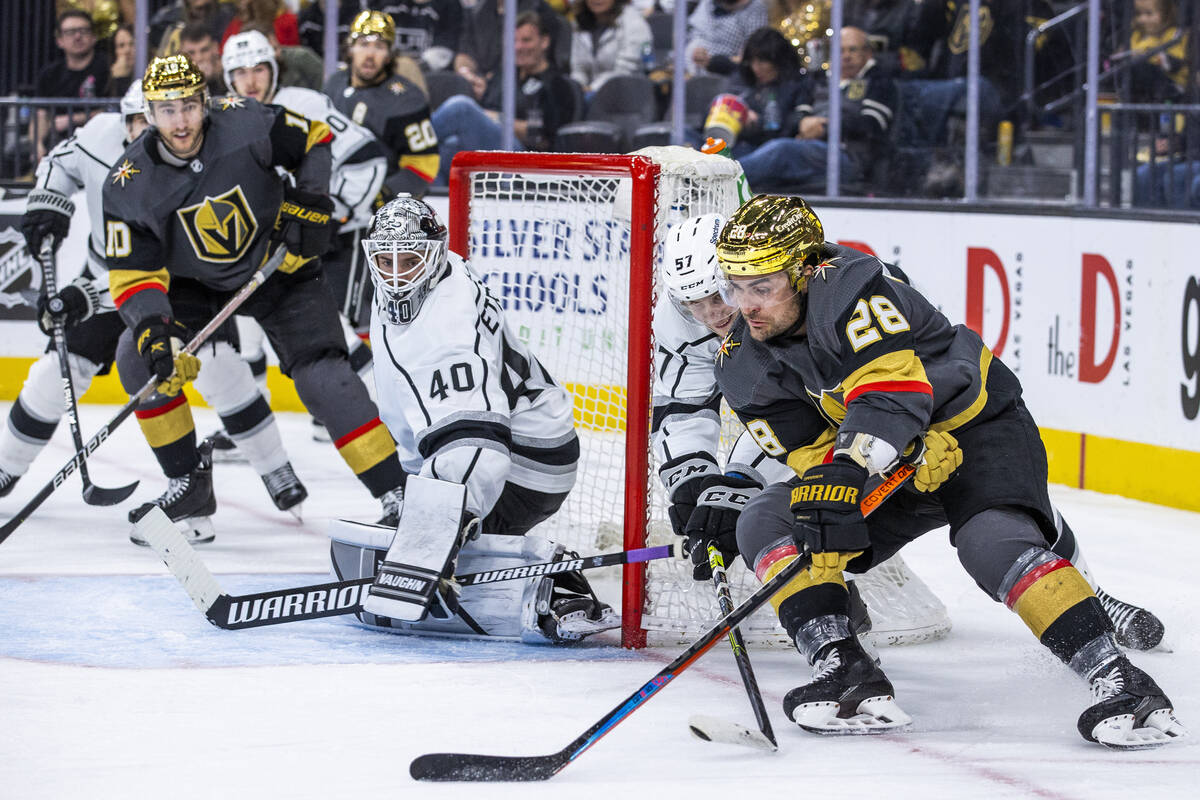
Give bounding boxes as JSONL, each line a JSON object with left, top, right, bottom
{"left": 37, "top": 276, "right": 101, "bottom": 335}
{"left": 658, "top": 452, "right": 720, "bottom": 537}
{"left": 682, "top": 472, "right": 762, "bottom": 581}
{"left": 133, "top": 315, "right": 200, "bottom": 396}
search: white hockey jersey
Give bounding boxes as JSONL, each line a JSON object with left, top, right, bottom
{"left": 651, "top": 295, "right": 792, "bottom": 487}
{"left": 272, "top": 86, "right": 387, "bottom": 231}
{"left": 370, "top": 252, "right": 578, "bottom": 519}
{"left": 30, "top": 112, "right": 126, "bottom": 281}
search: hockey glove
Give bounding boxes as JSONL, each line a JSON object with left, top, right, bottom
{"left": 36, "top": 277, "right": 100, "bottom": 335}
{"left": 789, "top": 459, "right": 870, "bottom": 578}
{"left": 682, "top": 473, "right": 762, "bottom": 581}
{"left": 907, "top": 429, "right": 962, "bottom": 493}
{"left": 134, "top": 315, "right": 201, "bottom": 395}
{"left": 274, "top": 187, "right": 335, "bottom": 273}
{"left": 660, "top": 452, "right": 720, "bottom": 537}
{"left": 21, "top": 189, "right": 74, "bottom": 256}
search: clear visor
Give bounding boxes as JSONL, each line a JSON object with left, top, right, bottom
{"left": 671, "top": 291, "right": 737, "bottom": 335}
{"left": 361, "top": 238, "right": 444, "bottom": 303}
{"left": 717, "top": 269, "right": 801, "bottom": 312}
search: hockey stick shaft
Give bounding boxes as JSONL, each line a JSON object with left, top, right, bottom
{"left": 38, "top": 239, "right": 138, "bottom": 506}
{"left": 707, "top": 543, "right": 776, "bottom": 747}
{"left": 0, "top": 249, "right": 284, "bottom": 544}
{"left": 409, "top": 464, "right": 915, "bottom": 782}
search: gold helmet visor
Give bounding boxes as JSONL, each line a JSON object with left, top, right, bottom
{"left": 142, "top": 54, "right": 208, "bottom": 102}
{"left": 349, "top": 10, "right": 396, "bottom": 45}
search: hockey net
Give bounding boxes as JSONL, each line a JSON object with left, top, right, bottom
{"left": 447, "top": 149, "right": 950, "bottom": 649}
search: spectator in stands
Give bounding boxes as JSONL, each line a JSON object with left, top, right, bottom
{"left": 242, "top": 21, "right": 325, "bottom": 90}
{"left": 456, "top": 0, "right": 572, "bottom": 89}
{"left": 298, "top": 0, "right": 360, "bottom": 56}
{"left": 58, "top": 0, "right": 125, "bottom": 41}
{"left": 222, "top": 0, "right": 299, "bottom": 49}
{"left": 702, "top": 27, "right": 812, "bottom": 156}
{"left": 435, "top": 11, "right": 577, "bottom": 183}
{"left": 570, "top": 0, "right": 653, "bottom": 94}
{"left": 382, "top": 0, "right": 465, "bottom": 73}
{"left": 686, "top": 0, "right": 768, "bottom": 77}
{"left": 33, "top": 9, "right": 112, "bottom": 161}
{"left": 736, "top": 26, "right": 896, "bottom": 192}
{"left": 1120, "top": 0, "right": 1189, "bottom": 102}
{"left": 105, "top": 22, "right": 137, "bottom": 96}
{"left": 179, "top": 24, "right": 228, "bottom": 94}
{"left": 151, "top": 0, "right": 234, "bottom": 53}
{"left": 843, "top": 0, "right": 930, "bottom": 77}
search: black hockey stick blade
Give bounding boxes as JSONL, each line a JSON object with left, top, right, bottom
{"left": 409, "top": 465, "right": 914, "bottom": 782}
{"left": 82, "top": 479, "right": 140, "bottom": 506}
{"left": 687, "top": 714, "right": 777, "bottom": 752}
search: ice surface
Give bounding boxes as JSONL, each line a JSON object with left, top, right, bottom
{"left": 1, "top": 406, "right": 1195, "bottom": 799}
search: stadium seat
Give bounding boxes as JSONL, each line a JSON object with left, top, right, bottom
{"left": 554, "top": 120, "right": 624, "bottom": 154}
{"left": 585, "top": 75, "right": 659, "bottom": 149}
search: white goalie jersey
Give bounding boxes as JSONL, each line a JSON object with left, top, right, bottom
{"left": 30, "top": 112, "right": 126, "bottom": 282}
{"left": 651, "top": 296, "right": 792, "bottom": 487}
{"left": 272, "top": 86, "right": 387, "bottom": 231}
{"left": 370, "top": 252, "right": 578, "bottom": 520}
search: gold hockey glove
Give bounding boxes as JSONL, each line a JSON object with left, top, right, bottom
{"left": 134, "top": 315, "right": 200, "bottom": 395}
{"left": 911, "top": 429, "right": 962, "bottom": 492}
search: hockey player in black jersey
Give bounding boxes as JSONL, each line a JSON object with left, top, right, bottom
{"left": 711, "top": 195, "right": 1185, "bottom": 748}
{"left": 102, "top": 55, "right": 406, "bottom": 544}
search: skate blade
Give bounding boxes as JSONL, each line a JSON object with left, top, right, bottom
{"left": 688, "top": 714, "right": 777, "bottom": 752}
{"left": 556, "top": 608, "right": 622, "bottom": 638}
{"left": 286, "top": 503, "right": 304, "bottom": 522}
{"left": 210, "top": 450, "right": 248, "bottom": 465}
{"left": 794, "top": 696, "right": 912, "bottom": 736}
{"left": 130, "top": 516, "right": 215, "bottom": 547}
{"left": 1094, "top": 709, "right": 1188, "bottom": 750}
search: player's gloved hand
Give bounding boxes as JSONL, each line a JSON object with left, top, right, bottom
{"left": 274, "top": 187, "right": 335, "bottom": 273}
{"left": 21, "top": 189, "right": 74, "bottom": 256}
{"left": 36, "top": 277, "right": 100, "bottom": 335}
{"left": 904, "top": 429, "right": 961, "bottom": 493}
{"left": 682, "top": 473, "right": 762, "bottom": 581}
{"left": 789, "top": 459, "right": 870, "bottom": 579}
{"left": 134, "top": 315, "right": 201, "bottom": 395}
{"left": 659, "top": 452, "right": 720, "bottom": 537}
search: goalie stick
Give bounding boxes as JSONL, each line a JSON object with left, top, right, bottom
{"left": 409, "top": 464, "right": 915, "bottom": 782}
{"left": 133, "top": 507, "right": 684, "bottom": 630}
{"left": 0, "top": 247, "right": 285, "bottom": 544}
{"left": 686, "top": 543, "right": 777, "bottom": 752}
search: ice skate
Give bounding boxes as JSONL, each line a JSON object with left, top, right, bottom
{"left": 377, "top": 486, "right": 404, "bottom": 528}
{"left": 128, "top": 442, "right": 216, "bottom": 546}
{"left": 204, "top": 430, "right": 247, "bottom": 465}
{"left": 784, "top": 638, "right": 911, "bottom": 735}
{"left": 537, "top": 562, "right": 620, "bottom": 643}
{"left": 1079, "top": 656, "right": 1187, "bottom": 749}
{"left": 261, "top": 462, "right": 307, "bottom": 518}
{"left": 1096, "top": 588, "right": 1165, "bottom": 651}
{"left": 0, "top": 466, "right": 19, "bottom": 498}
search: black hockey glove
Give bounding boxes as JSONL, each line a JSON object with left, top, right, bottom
{"left": 274, "top": 187, "right": 335, "bottom": 273}
{"left": 36, "top": 277, "right": 100, "bottom": 335}
{"left": 134, "top": 315, "right": 201, "bottom": 395}
{"left": 682, "top": 472, "right": 762, "bottom": 581}
{"left": 789, "top": 459, "right": 870, "bottom": 576}
{"left": 659, "top": 452, "right": 720, "bottom": 537}
{"left": 21, "top": 189, "right": 75, "bottom": 257}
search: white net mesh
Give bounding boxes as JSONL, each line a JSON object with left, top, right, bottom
{"left": 453, "top": 149, "right": 950, "bottom": 648}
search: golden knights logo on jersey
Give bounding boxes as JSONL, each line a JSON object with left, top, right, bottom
{"left": 806, "top": 385, "right": 848, "bottom": 427}
{"left": 177, "top": 186, "right": 258, "bottom": 263}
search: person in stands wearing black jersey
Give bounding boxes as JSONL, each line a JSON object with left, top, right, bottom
{"left": 33, "top": 9, "right": 112, "bottom": 162}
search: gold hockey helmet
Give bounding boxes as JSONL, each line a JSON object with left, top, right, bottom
{"left": 716, "top": 195, "right": 824, "bottom": 291}
{"left": 142, "top": 54, "right": 208, "bottom": 103}
{"left": 349, "top": 10, "right": 396, "bottom": 46}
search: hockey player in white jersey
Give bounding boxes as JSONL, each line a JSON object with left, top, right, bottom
{"left": 1, "top": 82, "right": 308, "bottom": 526}
{"left": 327, "top": 196, "right": 619, "bottom": 644}
{"left": 221, "top": 30, "right": 386, "bottom": 438}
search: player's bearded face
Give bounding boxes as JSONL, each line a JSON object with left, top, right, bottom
{"left": 684, "top": 293, "right": 737, "bottom": 337}
{"left": 350, "top": 38, "right": 391, "bottom": 84}
{"left": 150, "top": 98, "right": 206, "bottom": 158}
{"left": 720, "top": 271, "right": 802, "bottom": 340}
{"left": 232, "top": 64, "right": 273, "bottom": 101}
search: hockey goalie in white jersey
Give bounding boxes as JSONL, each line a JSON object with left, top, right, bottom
{"left": 328, "top": 196, "right": 620, "bottom": 644}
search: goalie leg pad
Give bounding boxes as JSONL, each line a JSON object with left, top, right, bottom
{"left": 362, "top": 475, "right": 466, "bottom": 622}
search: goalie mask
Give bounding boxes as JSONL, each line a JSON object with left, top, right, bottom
{"left": 362, "top": 196, "right": 449, "bottom": 326}
{"left": 222, "top": 30, "right": 278, "bottom": 103}
{"left": 661, "top": 214, "right": 737, "bottom": 335}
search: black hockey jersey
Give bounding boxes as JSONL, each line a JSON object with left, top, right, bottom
{"left": 715, "top": 243, "right": 1000, "bottom": 473}
{"left": 102, "top": 97, "right": 331, "bottom": 326}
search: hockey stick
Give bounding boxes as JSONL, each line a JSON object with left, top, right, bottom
{"left": 133, "top": 505, "right": 684, "bottom": 629}
{"left": 409, "top": 464, "right": 915, "bottom": 782}
{"left": 0, "top": 248, "right": 285, "bottom": 544}
{"left": 686, "top": 543, "right": 777, "bottom": 752}
{"left": 37, "top": 238, "right": 139, "bottom": 506}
